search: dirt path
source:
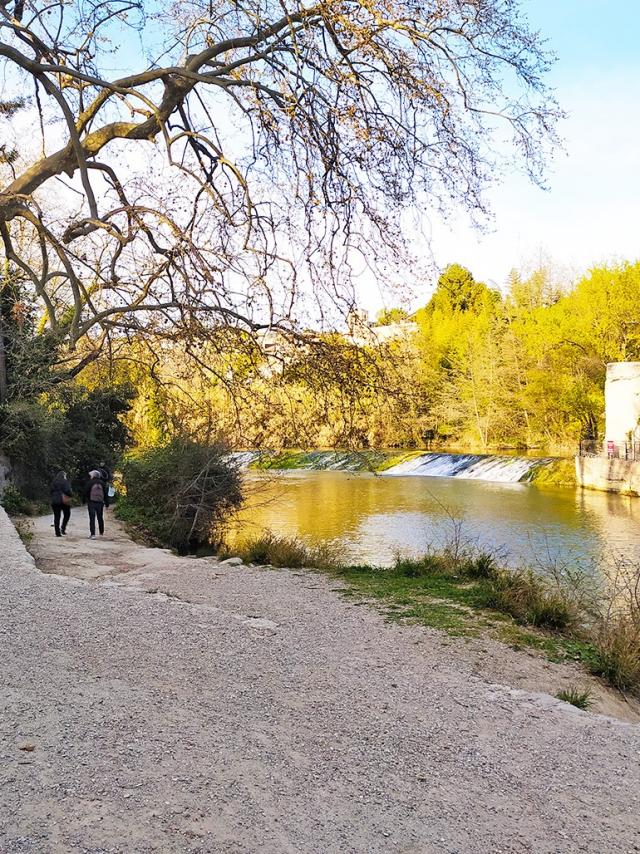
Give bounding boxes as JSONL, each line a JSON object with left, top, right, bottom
{"left": 1, "top": 509, "right": 639, "bottom": 853}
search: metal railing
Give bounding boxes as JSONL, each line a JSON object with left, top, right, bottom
{"left": 579, "top": 439, "right": 640, "bottom": 461}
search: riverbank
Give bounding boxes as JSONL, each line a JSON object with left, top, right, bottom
{"left": 3, "top": 509, "right": 640, "bottom": 852}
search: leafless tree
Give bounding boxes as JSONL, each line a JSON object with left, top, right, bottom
{"left": 0, "top": 0, "right": 562, "bottom": 384}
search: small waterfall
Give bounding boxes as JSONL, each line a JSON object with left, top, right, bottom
{"left": 230, "top": 449, "right": 557, "bottom": 483}
{"left": 229, "top": 450, "right": 387, "bottom": 471}
{"left": 229, "top": 451, "right": 263, "bottom": 468}
{"left": 382, "top": 453, "right": 554, "bottom": 483}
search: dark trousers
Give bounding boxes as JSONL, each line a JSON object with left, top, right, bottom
{"left": 88, "top": 500, "right": 105, "bottom": 536}
{"left": 52, "top": 503, "right": 70, "bottom": 536}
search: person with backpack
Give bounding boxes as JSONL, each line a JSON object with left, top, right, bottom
{"left": 95, "top": 461, "right": 111, "bottom": 486}
{"left": 50, "top": 471, "right": 72, "bottom": 537}
{"left": 84, "top": 469, "right": 110, "bottom": 539}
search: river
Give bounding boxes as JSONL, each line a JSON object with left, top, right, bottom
{"left": 231, "top": 470, "right": 640, "bottom": 569}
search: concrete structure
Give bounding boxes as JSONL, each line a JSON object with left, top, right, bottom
{"left": 575, "top": 456, "right": 640, "bottom": 496}
{"left": 346, "top": 308, "right": 417, "bottom": 346}
{"left": 605, "top": 361, "right": 640, "bottom": 444}
{"left": 576, "top": 362, "right": 640, "bottom": 494}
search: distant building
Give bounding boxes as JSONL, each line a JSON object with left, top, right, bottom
{"left": 605, "top": 362, "right": 640, "bottom": 446}
{"left": 576, "top": 361, "right": 640, "bottom": 495}
{"left": 346, "top": 308, "right": 416, "bottom": 346}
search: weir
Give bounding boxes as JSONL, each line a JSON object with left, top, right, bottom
{"left": 233, "top": 450, "right": 557, "bottom": 483}
{"left": 382, "top": 453, "right": 554, "bottom": 483}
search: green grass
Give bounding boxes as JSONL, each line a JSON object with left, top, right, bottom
{"left": 331, "top": 559, "right": 596, "bottom": 665}
{"left": 526, "top": 458, "right": 577, "bottom": 488}
{"left": 556, "top": 686, "right": 594, "bottom": 710}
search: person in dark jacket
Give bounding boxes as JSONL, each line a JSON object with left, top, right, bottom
{"left": 84, "top": 469, "right": 110, "bottom": 539}
{"left": 50, "top": 471, "right": 72, "bottom": 537}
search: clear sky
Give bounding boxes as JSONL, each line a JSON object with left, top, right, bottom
{"left": 381, "top": 0, "right": 640, "bottom": 306}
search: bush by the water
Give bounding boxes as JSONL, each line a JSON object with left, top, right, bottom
{"left": 231, "top": 531, "right": 340, "bottom": 569}
{"left": 119, "top": 440, "right": 243, "bottom": 552}
{"left": 483, "top": 567, "right": 577, "bottom": 630}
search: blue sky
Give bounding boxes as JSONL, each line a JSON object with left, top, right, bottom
{"left": 396, "top": 0, "right": 640, "bottom": 302}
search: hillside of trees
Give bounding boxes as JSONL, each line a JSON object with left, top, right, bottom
{"left": 61, "top": 260, "right": 638, "bottom": 458}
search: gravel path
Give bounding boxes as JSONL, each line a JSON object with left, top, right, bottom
{"left": 1, "top": 508, "right": 639, "bottom": 853}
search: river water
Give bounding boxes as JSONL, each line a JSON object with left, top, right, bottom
{"left": 232, "top": 470, "right": 640, "bottom": 569}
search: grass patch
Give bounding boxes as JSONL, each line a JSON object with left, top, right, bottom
{"left": 526, "top": 458, "right": 577, "bottom": 488}
{"left": 482, "top": 567, "right": 576, "bottom": 630}
{"left": 228, "top": 531, "right": 341, "bottom": 569}
{"left": 12, "top": 517, "right": 34, "bottom": 547}
{"left": 556, "top": 686, "right": 594, "bottom": 710}
{"left": 588, "top": 616, "right": 640, "bottom": 692}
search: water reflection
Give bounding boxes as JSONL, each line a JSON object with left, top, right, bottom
{"left": 230, "top": 471, "right": 640, "bottom": 568}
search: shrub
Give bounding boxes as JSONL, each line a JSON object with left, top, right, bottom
{"left": 0, "top": 483, "right": 30, "bottom": 515}
{"left": 464, "top": 553, "right": 497, "bottom": 579}
{"left": 119, "top": 439, "right": 243, "bottom": 553}
{"left": 590, "top": 615, "right": 640, "bottom": 692}
{"left": 393, "top": 554, "right": 449, "bottom": 578}
{"left": 231, "top": 532, "right": 340, "bottom": 569}
{"left": 484, "top": 568, "right": 576, "bottom": 630}
{"left": 0, "top": 386, "right": 133, "bottom": 500}
{"left": 556, "top": 686, "right": 593, "bottom": 710}
{"left": 0, "top": 402, "right": 63, "bottom": 498}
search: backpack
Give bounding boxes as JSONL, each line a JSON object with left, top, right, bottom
{"left": 89, "top": 481, "right": 104, "bottom": 502}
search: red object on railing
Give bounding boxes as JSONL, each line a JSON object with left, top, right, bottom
{"left": 607, "top": 440, "right": 615, "bottom": 458}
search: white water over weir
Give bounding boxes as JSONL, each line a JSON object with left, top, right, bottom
{"left": 233, "top": 450, "right": 557, "bottom": 483}
{"left": 383, "top": 453, "right": 554, "bottom": 483}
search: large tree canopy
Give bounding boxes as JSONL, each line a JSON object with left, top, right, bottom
{"left": 0, "top": 0, "right": 561, "bottom": 377}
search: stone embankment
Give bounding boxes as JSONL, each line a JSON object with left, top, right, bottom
{"left": 1, "top": 507, "right": 639, "bottom": 853}
{"left": 576, "top": 455, "right": 640, "bottom": 496}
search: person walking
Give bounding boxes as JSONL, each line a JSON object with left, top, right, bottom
{"left": 50, "top": 471, "right": 72, "bottom": 537}
{"left": 84, "top": 469, "right": 110, "bottom": 539}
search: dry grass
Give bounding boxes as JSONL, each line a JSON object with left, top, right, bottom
{"left": 484, "top": 568, "right": 577, "bottom": 631}
{"left": 230, "top": 531, "right": 341, "bottom": 569}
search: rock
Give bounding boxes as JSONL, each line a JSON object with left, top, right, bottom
{"left": 18, "top": 742, "right": 35, "bottom": 752}
{"left": 220, "top": 557, "right": 243, "bottom": 566}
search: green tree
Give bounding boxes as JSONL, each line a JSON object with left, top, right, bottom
{"left": 375, "top": 308, "right": 410, "bottom": 326}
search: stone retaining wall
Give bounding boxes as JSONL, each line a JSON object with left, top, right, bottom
{"left": 0, "top": 505, "right": 36, "bottom": 574}
{"left": 575, "top": 455, "right": 640, "bottom": 495}
{"left": 0, "top": 454, "right": 10, "bottom": 496}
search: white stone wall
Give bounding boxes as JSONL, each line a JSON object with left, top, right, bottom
{"left": 575, "top": 456, "right": 640, "bottom": 495}
{"left": 605, "top": 361, "right": 640, "bottom": 441}
{"left": 0, "top": 504, "right": 36, "bottom": 572}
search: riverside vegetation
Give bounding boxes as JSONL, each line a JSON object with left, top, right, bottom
{"left": 80, "top": 260, "right": 640, "bottom": 458}
{"left": 227, "top": 531, "right": 640, "bottom": 697}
